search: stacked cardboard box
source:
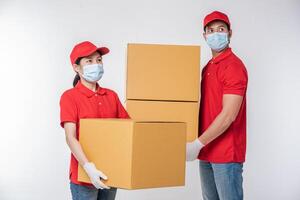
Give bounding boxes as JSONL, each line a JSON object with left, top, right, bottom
{"left": 126, "top": 43, "right": 201, "bottom": 142}
{"left": 77, "top": 43, "right": 200, "bottom": 189}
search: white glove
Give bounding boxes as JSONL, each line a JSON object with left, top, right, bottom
{"left": 83, "top": 162, "right": 110, "bottom": 189}
{"left": 186, "top": 139, "right": 204, "bottom": 161}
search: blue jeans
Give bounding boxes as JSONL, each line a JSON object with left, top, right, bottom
{"left": 70, "top": 183, "right": 117, "bottom": 200}
{"left": 199, "top": 160, "right": 243, "bottom": 200}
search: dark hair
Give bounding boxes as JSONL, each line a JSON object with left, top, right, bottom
{"left": 73, "top": 58, "right": 82, "bottom": 87}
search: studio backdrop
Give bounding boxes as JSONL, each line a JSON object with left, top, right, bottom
{"left": 0, "top": 0, "right": 299, "bottom": 199}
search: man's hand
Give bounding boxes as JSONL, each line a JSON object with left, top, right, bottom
{"left": 186, "top": 139, "right": 205, "bottom": 161}
{"left": 83, "top": 162, "right": 110, "bottom": 189}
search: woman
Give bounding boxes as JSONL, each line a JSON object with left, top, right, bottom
{"left": 60, "top": 41, "right": 129, "bottom": 200}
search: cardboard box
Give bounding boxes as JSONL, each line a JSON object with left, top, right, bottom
{"left": 126, "top": 43, "right": 200, "bottom": 101}
{"left": 126, "top": 100, "right": 199, "bottom": 142}
{"left": 77, "top": 119, "right": 186, "bottom": 189}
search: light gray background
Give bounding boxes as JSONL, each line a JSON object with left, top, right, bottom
{"left": 0, "top": 0, "right": 299, "bottom": 199}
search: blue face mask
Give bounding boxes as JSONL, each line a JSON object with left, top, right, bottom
{"left": 206, "top": 32, "right": 229, "bottom": 52}
{"left": 82, "top": 63, "right": 104, "bottom": 82}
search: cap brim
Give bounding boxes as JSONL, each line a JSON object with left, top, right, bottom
{"left": 97, "top": 47, "right": 110, "bottom": 56}
{"left": 72, "top": 46, "right": 110, "bottom": 64}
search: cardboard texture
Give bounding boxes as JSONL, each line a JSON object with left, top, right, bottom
{"left": 126, "top": 43, "right": 200, "bottom": 101}
{"left": 77, "top": 119, "right": 186, "bottom": 189}
{"left": 126, "top": 100, "right": 199, "bottom": 142}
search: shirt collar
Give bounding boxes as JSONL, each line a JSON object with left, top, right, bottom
{"left": 209, "top": 48, "right": 233, "bottom": 64}
{"left": 75, "top": 81, "right": 106, "bottom": 97}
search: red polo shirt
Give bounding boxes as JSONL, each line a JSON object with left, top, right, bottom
{"left": 198, "top": 48, "right": 248, "bottom": 163}
{"left": 60, "top": 81, "right": 130, "bottom": 185}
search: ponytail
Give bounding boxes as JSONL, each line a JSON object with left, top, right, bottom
{"left": 73, "top": 73, "right": 80, "bottom": 87}
{"left": 73, "top": 58, "right": 82, "bottom": 87}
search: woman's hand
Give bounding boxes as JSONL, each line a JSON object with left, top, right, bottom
{"left": 83, "top": 162, "right": 110, "bottom": 189}
{"left": 64, "top": 123, "right": 110, "bottom": 189}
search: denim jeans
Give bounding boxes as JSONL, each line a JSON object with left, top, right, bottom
{"left": 70, "top": 183, "right": 117, "bottom": 200}
{"left": 199, "top": 160, "right": 243, "bottom": 200}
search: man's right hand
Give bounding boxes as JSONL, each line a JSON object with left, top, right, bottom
{"left": 83, "top": 162, "right": 110, "bottom": 189}
{"left": 186, "top": 139, "right": 205, "bottom": 161}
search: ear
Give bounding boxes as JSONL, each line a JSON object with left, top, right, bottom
{"left": 203, "top": 32, "right": 207, "bottom": 40}
{"left": 72, "top": 64, "right": 80, "bottom": 73}
{"left": 228, "top": 29, "right": 232, "bottom": 39}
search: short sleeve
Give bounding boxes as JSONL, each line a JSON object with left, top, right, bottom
{"left": 114, "top": 93, "right": 130, "bottom": 119}
{"left": 221, "top": 62, "right": 248, "bottom": 96}
{"left": 60, "top": 92, "right": 78, "bottom": 128}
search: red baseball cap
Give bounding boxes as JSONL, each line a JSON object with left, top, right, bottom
{"left": 70, "top": 41, "right": 109, "bottom": 64}
{"left": 203, "top": 11, "right": 230, "bottom": 30}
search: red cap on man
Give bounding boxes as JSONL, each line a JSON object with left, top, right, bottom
{"left": 203, "top": 11, "right": 230, "bottom": 30}
{"left": 70, "top": 41, "right": 109, "bottom": 65}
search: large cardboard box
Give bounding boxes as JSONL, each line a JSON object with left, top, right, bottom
{"left": 77, "top": 119, "right": 186, "bottom": 189}
{"left": 126, "top": 43, "right": 200, "bottom": 101}
{"left": 126, "top": 100, "right": 199, "bottom": 142}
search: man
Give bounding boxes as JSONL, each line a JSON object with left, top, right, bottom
{"left": 186, "top": 11, "right": 248, "bottom": 200}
